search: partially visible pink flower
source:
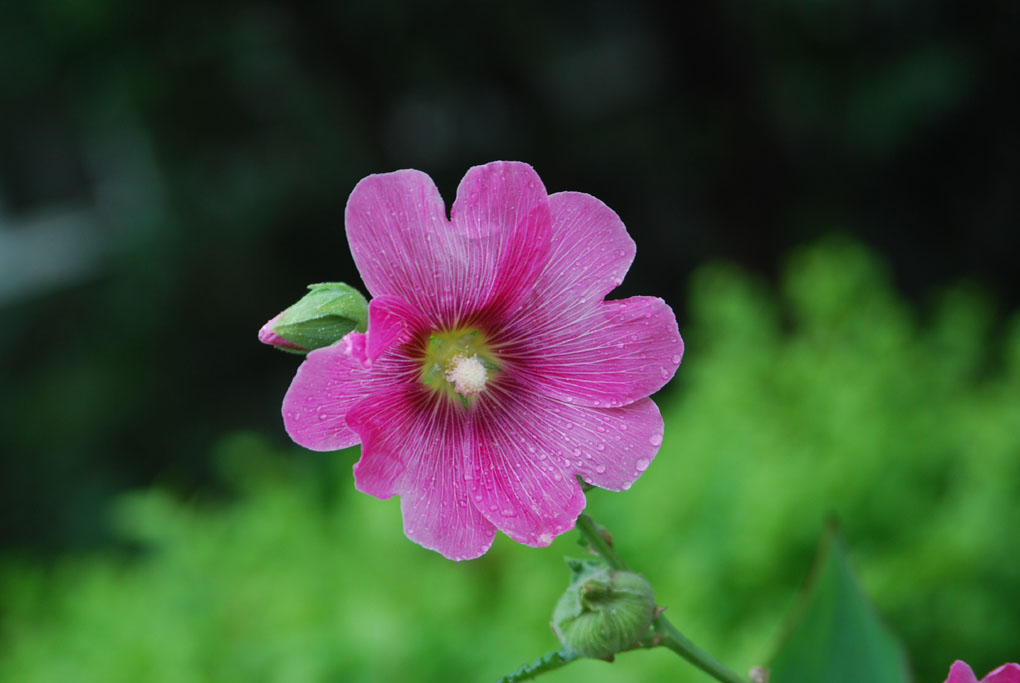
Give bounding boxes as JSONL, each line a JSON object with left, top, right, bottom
{"left": 945, "top": 661, "right": 1020, "bottom": 683}
{"left": 280, "top": 161, "right": 683, "bottom": 560}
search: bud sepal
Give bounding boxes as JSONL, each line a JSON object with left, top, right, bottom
{"left": 258, "top": 282, "right": 368, "bottom": 353}
{"left": 551, "top": 558, "right": 656, "bottom": 659}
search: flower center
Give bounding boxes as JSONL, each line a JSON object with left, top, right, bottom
{"left": 420, "top": 327, "right": 499, "bottom": 404}
{"left": 445, "top": 354, "right": 487, "bottom": 396}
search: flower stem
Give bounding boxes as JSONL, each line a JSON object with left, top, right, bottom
{"left": 573, "top": 513, "right": 748, "bottom": 683}
{"left": 574, "top": 513, "right": 627, "bottom": 570}
{"left": 495, "top": 649, "right": 578, "bottom": 683}
{"left": 651, "top": 616, "right": 748, "bottom": 683}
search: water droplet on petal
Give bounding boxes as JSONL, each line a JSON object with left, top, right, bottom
{"left": 649, "top": 433, "right": 663, "bottom": 447}
{"left": 636, "top": 458, "right": 649, "bottom": 472}
{"left": 595, "top": 464, "right": 607, "bottom": 474}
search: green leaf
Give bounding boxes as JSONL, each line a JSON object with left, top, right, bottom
{"left": 769, "top": 524, "right": 912, "bottom": 683}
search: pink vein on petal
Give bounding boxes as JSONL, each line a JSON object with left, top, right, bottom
{"left": 450, "top": 161, "right": 553, "bottom": 323}
{"left": 366, "top": 295, "right": 430, "bottom": 363}
{"left": 347, "top": 385, "right": 496, "bottom": 561}
{"left": 467, "top": 379, "right": 587, "bottom": 547}
{"left": 506, "top": 296, "right": 683, "bottom": 408}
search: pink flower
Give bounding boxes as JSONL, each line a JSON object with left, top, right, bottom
{"left": 945, "top": 661, "right": 1020, "bottom": 683}
{"left": 281, "top": 161, "right": 683, "bottom": 560}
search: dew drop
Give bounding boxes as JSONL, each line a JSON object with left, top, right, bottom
{"left": 649, "top": 433, "right": 663, "bottom": 447}
{"left": 672, "top": 354, "right": 682, "bottom": 364}
{"left": 595, "top": 464, "right": 607, "bottom": 474}
{"left": 635, "top": 458, "right": 650, "bottom": 472}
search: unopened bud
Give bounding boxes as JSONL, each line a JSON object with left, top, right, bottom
{"left": 258, "top": 282, "right": 368, "bottom": 353}
{"left": 551, "top": 559, "right": 656, "bottom": 659}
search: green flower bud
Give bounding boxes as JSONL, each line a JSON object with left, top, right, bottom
{"left": 551, "top": 559, "right": 656, "bottom": 659}
{"left": 258, "top": 282, "right": 368, "bottom": 353}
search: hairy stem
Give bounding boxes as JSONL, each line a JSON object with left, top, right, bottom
{"left": 495, "top": 649, "right": 578, "bottom": 683}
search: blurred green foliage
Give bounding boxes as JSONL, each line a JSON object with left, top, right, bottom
{"left": 2, "top": 239, "right": 1018, "bottom": 682}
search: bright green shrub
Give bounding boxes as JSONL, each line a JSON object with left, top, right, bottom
{"left": 2, "top": 238, "right": 1016, "bottom": 682}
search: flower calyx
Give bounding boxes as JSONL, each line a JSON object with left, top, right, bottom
{"left": 551, "top": 558, "right": 656, "bottom": 659}
{"left": 259, "top": 282, "right": 368, "bottom": 353}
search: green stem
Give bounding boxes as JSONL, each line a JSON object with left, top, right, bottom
{"left": 573, "top": 513, "right": 748, "bottom": 683}
{"left": 574, "top": 513, "right": 627, "bottom": 570}
{"left": 495, "top": 649, "right": 578, "bottom": 683}
{"left": 652, "top": 616, "right": 747, "bottom": 683}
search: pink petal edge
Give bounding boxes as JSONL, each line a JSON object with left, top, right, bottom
{"left": 525, "top": 191, "right": 636, "bottom": 322}
{"left": 282, "top": 332, "right": 374, "bottom": 451}
{"left": 984, "top": 663, "right": 1020, "bottom": 683}
{"left": 346, "top": 162, "right": 553, "bottom": 329}
{"left": 468, "top": 387, "right": 587, "bottom": 547}
{"left": 347, "top": 383, "right": 496, "bottom": 560}
{"left": 507, "top": 296, "right": 683, "bottom": 408}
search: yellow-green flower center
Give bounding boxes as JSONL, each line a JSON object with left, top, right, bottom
{"left": 420, "top": 328, "right": 499, "bottom": 403}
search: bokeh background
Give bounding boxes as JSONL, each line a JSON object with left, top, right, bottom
{"left": 1, "top": 2, "right": 1018, "bottom": 681}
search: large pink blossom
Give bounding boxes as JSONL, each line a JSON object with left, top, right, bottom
{"left": 278, "top": 161, "right": 682, "bottom": 560}
{"left": 945, "top": 661, "right": 1020, "bottom": 683}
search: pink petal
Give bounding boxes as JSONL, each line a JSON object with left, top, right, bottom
{"left": 984, "top": 664, "right": 1020, "bottom": 683}
{"left": 345, "top": 162, "right": 552, "bottom": 328}
{"left": 467, "top": 379, "right": 588, "bottom": 547}
{"left": 366, "top": 295, "right": 429, "bottom": 363}
{"left": 522, "top": 394, "right": 664, "bottom": 492}
{"left": 449, "top": 161, "right": 552, "bottom": 322}
{"left": 344, "top": 169, "right": 454, "bottom": 323}
{"left": 525, "top": 191, "right": 636, "bottom": 323}
{"left": 946, "top": 662, "right": 980, "bottom": 683}
{"left": 282, "top": 332, "right": 375, "bottom": 451}
{"left": 504, "top": 296, "right": 683, "bottom": 408}
{"left": 347, "top": 384, "right": 496, "bottom": 561}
